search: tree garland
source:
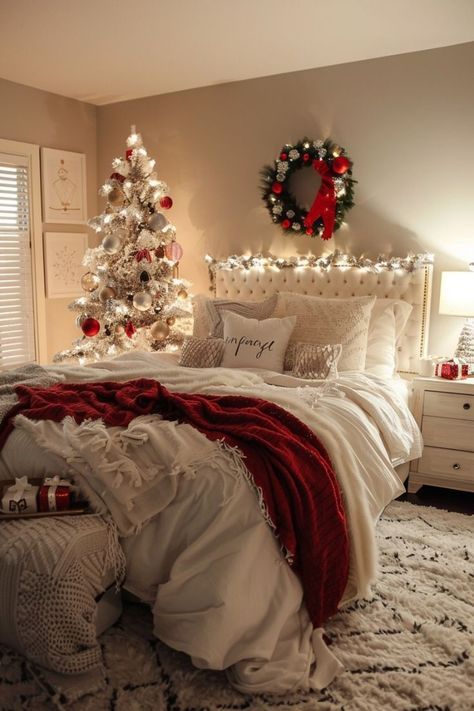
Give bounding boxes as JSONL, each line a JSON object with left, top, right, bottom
{"left": 260, "top": 138, "right": 356, "bottom": 240}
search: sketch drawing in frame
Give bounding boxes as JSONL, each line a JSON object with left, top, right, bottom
{"left": 43, "top": 232, "right": 88, "bottom": 298}
{"left": 41, "top": 147, "right": 87, "bottom": 224}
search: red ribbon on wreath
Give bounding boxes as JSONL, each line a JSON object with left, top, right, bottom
{"left": 304, "top": 160, "right": 336, "bottom": 240}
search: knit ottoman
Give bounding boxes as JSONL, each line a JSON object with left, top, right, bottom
{"left": 0, "top": 514, "right": 125, "bottom": 682}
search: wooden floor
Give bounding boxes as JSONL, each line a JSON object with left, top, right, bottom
{"left": 398, "top": 485, "right": 474, "bottom": 516}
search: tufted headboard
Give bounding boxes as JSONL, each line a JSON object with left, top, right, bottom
{"left": 206, "top": 253, "right": 433, "bottom": 375}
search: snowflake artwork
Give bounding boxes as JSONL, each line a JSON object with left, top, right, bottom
{"left": 54, "top": 126, "right": 192, "bottom": 364}
{"left": 52, "top": 244, "right": 82, "bottom": 284}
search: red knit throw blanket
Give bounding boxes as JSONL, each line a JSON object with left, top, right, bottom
{"left": 1, "top": 378, "right": 349, "bottom": 627}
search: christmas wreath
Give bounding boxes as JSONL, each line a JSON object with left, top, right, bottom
{"left": 260, "top": 138, "right": 355, "bottom": 240}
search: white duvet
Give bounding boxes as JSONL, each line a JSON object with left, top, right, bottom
{"left": 0, "top": 352, "right": 422, "bottom": 694}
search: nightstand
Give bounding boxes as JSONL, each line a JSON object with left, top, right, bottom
{"left": 408, "top": 376, "right": 474, "bottom": 494}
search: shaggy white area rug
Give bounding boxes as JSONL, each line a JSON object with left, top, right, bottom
{"left": 0, "top": 500, "right": 472, "bottom": 710}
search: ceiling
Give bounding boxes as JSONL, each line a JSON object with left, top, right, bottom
{"left": 1, "top": 0, "right": 474, "bottom": 106}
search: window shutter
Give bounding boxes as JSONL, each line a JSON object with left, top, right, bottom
{"left": 0, "top": 152, "right": 37, "bottom": 369}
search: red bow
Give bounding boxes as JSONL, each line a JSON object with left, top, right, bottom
{"left": 304, "top": 160, "right": 336, "bottom": 240}
{"left": 135, "top": 249, "right": 152, "bottom": 263}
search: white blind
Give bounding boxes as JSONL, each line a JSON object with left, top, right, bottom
{"left": 0, "top": 152, "right": 36, "bottom": 369}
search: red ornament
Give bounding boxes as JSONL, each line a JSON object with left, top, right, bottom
{"left": 110, "top": 172, "right": 125, "bottom": 183}
{"left": 81, "top": 317, "right": 100, "bottom": 337}
{"left": 272, "top": 181, "right": 283, "bottom": 195}
{"left": 164, "top": 241, "right": 183, "bottom": 261}
{"left": 303, "top": 153, "right": 310, "bottom": 162}
{"left": 281, "top": 219, "right": 291, "bottom": 229}
{"left": 305, "top": 227, "right": 314, "bottom": 235}
{"left": 332, "top": 156, "right": 350, "bottom": 175}
{"left": 125, "top": 321, "right": 136, "bottom": 338}
{"left": 160, "top": 196, "right": 173, "bottom": 210}
{"left": 280, "top": 152, "right": 288, "bottom": 160}
{"left": 126, "top": 148, "right": 134, "bottom": 160}
{"left": 155, "top": 245, "right": 165, "bottom": 258}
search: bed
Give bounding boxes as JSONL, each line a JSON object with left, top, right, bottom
{"left": 0, "top": 252, "right": 432, "bottom": 695}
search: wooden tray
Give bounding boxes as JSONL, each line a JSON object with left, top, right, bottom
{"left": 0, "top": 477, "right": 90, "bottom": 520}
{"left": 0, "top": 508, "right": 89, "bottom": 521}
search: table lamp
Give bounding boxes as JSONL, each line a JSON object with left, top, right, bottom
{"left": 439, "top": 270, "right": 474, "bottom": 370}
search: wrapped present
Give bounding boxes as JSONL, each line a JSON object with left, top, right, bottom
{"left": 37, "top": 476, "right": 73, "bottom": 513}
{"left": 1, "top": 476, "right": 39, "bottom": 514}
{"left": 434, "top": 359, "right": 469, "bottom": 380}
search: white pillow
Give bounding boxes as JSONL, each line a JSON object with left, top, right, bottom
{"left": 273, "top": 292, "right": 376, "bottom": 371}
{"left": 220, "top": 311, "right": 296, "bottom": 371}
{"left": 365, "top": 299, "right": 413, "bottom": 377}
{"left": 192, "top": 294, "right": 278, "bottom": 338}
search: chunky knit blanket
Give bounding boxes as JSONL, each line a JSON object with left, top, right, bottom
{"left": 1, "top": 378, "right": 349, "bottom": 628}
{"left": 0, "top": 364, "right": 63, "bottom": 432}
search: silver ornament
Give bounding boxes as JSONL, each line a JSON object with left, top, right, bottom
{"left": 150, "top": 321, "right": 170, "bottom": 341}
{"left": 108, "top": 186, "right": 125, "bottom": 206}
{"left": 81, "top": 271, "right": 100, "bottom": 292}
{"left": 102, "top": 234, "right": 122, "bottom": 254}
{"left": 99, "top": 285, "right": 117, "bottom": 302}
{"left": 133, "top": 291, "right": 152, "bottom": 311}
{"left": 148, "top": 212, "right": 168, "bottom": 232}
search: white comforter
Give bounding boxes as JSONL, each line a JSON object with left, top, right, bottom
{"left": 0, "top": 352, "right": 422, "bottom": 693}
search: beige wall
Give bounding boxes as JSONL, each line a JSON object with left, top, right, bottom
{"left": 0, "top": 78, "right": 97, "bottom": 362}
{"left": 98, "top": 41, "right": 474, "bottom": 357}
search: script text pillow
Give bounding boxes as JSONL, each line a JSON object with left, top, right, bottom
{"left": 220, "top": 311, "right": 296, "bottom": 371}
{"left": 192, "top": 294, "right": 278, "bottom": 339}
{"left": 273, "top": 292, "right": 376, "bottom": 371}
{"left": 292, "top": 343, "right": 342, "bottom": 380}
{"left": 178, "top": 337, "right": 225, "bottom": 368}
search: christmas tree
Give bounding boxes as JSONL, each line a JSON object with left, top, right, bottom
{"left": 54, "top": 127, "right": 192, "bottom": 364}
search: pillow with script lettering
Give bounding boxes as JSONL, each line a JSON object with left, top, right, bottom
{"left": 220, "top": 310, "right": 297, "bottom": 372}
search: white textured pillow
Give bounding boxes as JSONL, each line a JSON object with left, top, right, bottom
{"left": 273, "top": 292, "right": 376, "bottom": 371}
{"left": 365, "top": 299, "right": 413, "bottom": 377}
{"left": 192, "top": 294, "right": 278, "bottom": 338}
{"left": 221, "top": 311, "right": 296, "bottom": 371}
{"left": 292, "top": 343, "right": 342, "bottom": 380}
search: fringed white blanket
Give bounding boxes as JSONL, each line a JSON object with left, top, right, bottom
{"left": 5, "top": 352, "right": 422, "bottom": 694}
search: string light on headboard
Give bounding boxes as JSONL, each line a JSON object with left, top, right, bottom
{"left": 205, "top": 251, "right": 434, "bottom": 289}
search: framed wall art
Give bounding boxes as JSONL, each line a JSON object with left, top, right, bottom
{"left": 43, "top": 232, "right": 88, "bottom": 298}
{"left": 41, "top": 147, "right": 87, "bottom": 224}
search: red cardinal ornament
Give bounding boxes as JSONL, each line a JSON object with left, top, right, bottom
{"left": 125, "top": 321, "right": 136, "bottom": 338}
{"left": 110, "top": 172, "right": 125, "bottom": 184}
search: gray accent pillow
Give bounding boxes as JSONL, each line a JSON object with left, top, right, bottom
{"left": 192, "top": 294, "right": 278, "bottom": 339}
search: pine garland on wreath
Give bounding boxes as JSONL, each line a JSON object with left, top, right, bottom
{"left": 260, "top": 138, "right": 356, "bottom": 240}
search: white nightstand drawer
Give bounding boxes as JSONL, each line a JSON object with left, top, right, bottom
{"left": 424, "top": 390, "right": 474, "bottom": 421}
{"left": 422, "top": 416, "right": 474, "bottom": 451}
{"left": 417, "top": 446, "right": 474, "bottom": 482}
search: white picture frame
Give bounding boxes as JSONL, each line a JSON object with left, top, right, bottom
{"left": 41, "top": 147, "right": 87, "bottom": 224}
{"left": 43, "top": 232, "right": 88, "bottom": 298}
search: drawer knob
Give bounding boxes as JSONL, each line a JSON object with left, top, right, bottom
{"left": 453, "top": 463, "right": 461, "bottom": 470}
{"left": 463, "top": 403, "right": 471, "bottom": 410}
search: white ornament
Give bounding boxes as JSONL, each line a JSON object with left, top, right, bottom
{"left": 102, "top": 234, "right": 122, "bottom": 254}
{"left": 148, "top": 213, "right": 168, "bottom": 232}
{"left": 288, "top": 149, "right": 300, "bottom": 160}
{"left": 133, "top": 291, "right": 152, "bottom": 311}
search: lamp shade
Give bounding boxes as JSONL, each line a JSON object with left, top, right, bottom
{"left": 439, "top": 272, "right": 474, "bottom": 316}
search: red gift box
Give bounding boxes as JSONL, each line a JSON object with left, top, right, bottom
{"left": 37, "top": 478, "right": 72, "bottom": 512}
{"left": 434, "top": 360, "right": 469, "bottom": 380}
